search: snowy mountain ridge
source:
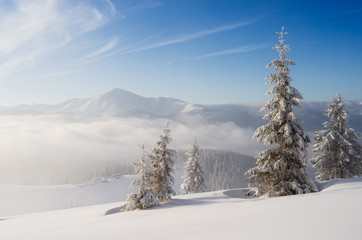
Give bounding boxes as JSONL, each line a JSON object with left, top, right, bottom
{"left": 0, "top": 89, "right": 189, "bottom": 118}
{"left": 0, "top": 88, "right": 361, "bottom": 132}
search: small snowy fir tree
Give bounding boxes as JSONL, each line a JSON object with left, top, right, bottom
{"left": 311, "top": 94, "right": 362, "bottom": 181}
{"left": 121, "top": 144, "right": 158, "bottom": 211}
{"left": 181, "top": 139, "right": 207, "bottom": 194}
{"left": 149, "top": 122, "right": 176, "bottom": 202}
{"left": 245, "top": 27, "right": 317, "bottom": 197}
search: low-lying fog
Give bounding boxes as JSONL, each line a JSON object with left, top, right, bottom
{"left": 0, "top": 115, "right": 263, "bottom": 185}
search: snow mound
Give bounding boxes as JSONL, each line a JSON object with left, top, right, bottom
{"left": 317, "top": 177, "right": 362, "bottom": 192}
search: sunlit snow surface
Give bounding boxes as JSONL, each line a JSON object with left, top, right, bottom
{"left": 0, "top": 171, "right": 184, "bottom": 217}
{"left": 0, "top": 176, "right": 135, "bottom": 217}
{"left": 1, "top": 177, "right": 362, "bottom": 240}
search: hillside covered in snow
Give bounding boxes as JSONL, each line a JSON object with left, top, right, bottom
{"left": 0, "top": 148, "right": 257, "bottom": 217}
{"left": 1, "top": 177, "right": 362, "bottom": 240}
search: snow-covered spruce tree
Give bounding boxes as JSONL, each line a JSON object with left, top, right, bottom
{"left": 149, "top": 122, "right": 176, "bottom": 202}
{"left": 121, "top": 144, "right": 158, "bottom": 212}
{"left": 311, "top": 94, "right": 362, "bottom": 181}
{"left": 181, "top": 139, "right": 207, "bottom": 194}
{"left": 245, "top": 27, "right": 317, "bottom": 197}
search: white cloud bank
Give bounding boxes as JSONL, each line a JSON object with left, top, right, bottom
{"left": 0, "top": 115, "right": 262, "bottom": 184}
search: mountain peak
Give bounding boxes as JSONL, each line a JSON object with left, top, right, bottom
{"left": 55, "top": 88, "right": 189, "bottom": 117}
{"left": 100, "top": 88, "right": 139, "bottom": 98}
{"left": 104, "top": 88, "right": 133, "bottom": 94}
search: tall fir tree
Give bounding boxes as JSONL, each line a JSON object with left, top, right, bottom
{"left": 149, "top": 122, "right": 176, "bottom": 202}
{"left": 121, "top": 144, "right": 158, "bottom": 211}
{"left": 311, "top": 94, "right": 362, "bottom": 181}
{"left": 181, "top": 139, "right": 207, "bottom": 194}
{"left": 245, "top": 27, "right": 317, "bottom": 197}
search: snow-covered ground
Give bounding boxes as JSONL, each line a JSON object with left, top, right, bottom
{"left": 0, "top": 170, "right": 184, "bottom": 217}
{"left": 1, "top": 177, "right": 362, "bottom": 240}
{"left": 0, "top": 176, "right": 135, "bottom": 217}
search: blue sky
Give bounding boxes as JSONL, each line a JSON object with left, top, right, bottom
{"left": 0, "top": 0, "right": 361, "bottom": 106}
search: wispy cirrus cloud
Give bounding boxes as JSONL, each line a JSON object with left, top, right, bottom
{"left": 41, "top": 70, "right": 73, "bottom": 78}
{"left": 0, "top": 55, "right": 35, "bottom": 78}
{"left": 0, "top": 0, "right": 113, "bottom": 78}
{"left": 124, "top": 18, "right": 261, "bottom": 54}
{"left": 194, "top": 44, "right": 267, "bottom": 59}
{"left": 120, "top": 1, "right": 165, "bottom": 13}
{"left": 105, "top": 0, "right": 117, "bottom": 14}
{"left": 76, "top": 38, "right": 119, "bottom": 64}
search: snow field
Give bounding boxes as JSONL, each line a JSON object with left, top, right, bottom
{"left": 0, "top": 176, "right": 135, "bottom": 217}
{"left": 0, "top": 170, "right": 184, "bottom": 217}
{"left": 0, "top": 178, "right": 361, "bottom": 240}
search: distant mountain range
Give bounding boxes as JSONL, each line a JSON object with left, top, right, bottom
{"left": 0, "top": 88, "right": 361, "bottom": 133}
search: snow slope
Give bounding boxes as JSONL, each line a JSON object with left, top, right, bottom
{"left": 0, "top": 170, "right": 184, "bottom": 217}
{"left": 1, "top": 178, "right": 362, "bottom": 240}
{"left": 0, "top": 176, "right": 135, "bottom": 217}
